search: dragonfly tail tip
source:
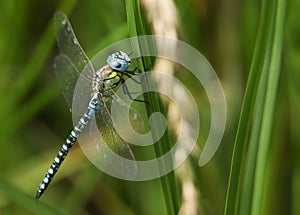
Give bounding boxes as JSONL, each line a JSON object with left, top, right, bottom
{"left": 35, "top": 191, "right": 42, "bottom": 201}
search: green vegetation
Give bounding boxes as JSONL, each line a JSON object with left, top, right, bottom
{"left": 0, "top": 0, "right": 297, "bottom": 214}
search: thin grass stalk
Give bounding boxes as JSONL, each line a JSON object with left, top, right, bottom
{"left": 251, "top": 0, "right": 286, "bottom": 213}
{"left": 125, "top": 0, "right": 179, "bottom": 214}
{"left": 224, "top": 0, "right": 277, "bottom": 214}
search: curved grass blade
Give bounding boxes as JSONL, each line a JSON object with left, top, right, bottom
{"left": 125, "top": 0, "right": 180, "bottom": 214}
{"left": 224, "top": 0, "right": 286, "bottom": 214}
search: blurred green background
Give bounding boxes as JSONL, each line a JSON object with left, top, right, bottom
{"left": 0, "top": 0, "right": 298, "bottom": 214}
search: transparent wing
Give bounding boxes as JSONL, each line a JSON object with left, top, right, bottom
{"left": 54, "top": 11, "right": 94, "bottom": 109}
{"left": 110, "top": 94, "right": 145, "bottom": 134}
{"left": 54, "top": 54, "right": 80, "bottom": 110}
{"left": 91, "top": 105, "right": 137, "bottom": 177}
{"left": 96, "top": 106, "right": 136, "bottom": 160}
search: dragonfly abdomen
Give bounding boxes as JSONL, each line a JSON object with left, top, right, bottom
{"left": 35, "top": 93, "right": 101, "bottom": 200}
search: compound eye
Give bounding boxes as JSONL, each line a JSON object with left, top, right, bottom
{"left": 112, "top": 61, "right": 121, "bottom": 68}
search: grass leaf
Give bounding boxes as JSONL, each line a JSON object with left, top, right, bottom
{"left": 125, "top": 0, "right": 180, "bottom": 214}
{"left": 224, "top": 0, "right": 286, "bottom": 214}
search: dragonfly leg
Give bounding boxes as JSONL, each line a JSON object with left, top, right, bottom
{"left": 124, "top": 68, "right": 143, "bottom": 84}
{"left": 121, "top": 79, "right": 149, "bottom": 104}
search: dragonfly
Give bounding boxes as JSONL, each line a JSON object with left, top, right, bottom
{"left": 35, "top": 11, "right": 142, "bottom": 200}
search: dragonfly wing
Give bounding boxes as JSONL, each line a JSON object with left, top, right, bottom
{"left": 54, "top": 11, "right": 93, "bottom": 78}
{"left": 54, "top": 11, "right": 94, "bottom": 110}
{"left": 96, "top": 106, "right": 135, "bottom": 160}
{"left": 54, "top": 54, "right": 93, "bottom": 121}
{"left": 111, "top": 94, "right": 145, "bottom": 133}
{"left": 90, "top": 104, "right": 137, "bottom": 177}
{"left": 54, "top": 54, "right": 79, "bottom": 110}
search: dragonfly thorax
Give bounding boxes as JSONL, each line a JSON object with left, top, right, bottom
{"left": 103, "top": 71, "right": 121, "bottom": 90}
{"left": 93, "top": 65, "right": 122, "bottom": 99}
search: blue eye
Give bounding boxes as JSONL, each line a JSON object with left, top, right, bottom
{"left": 106, "top": 51, "right": 131, "bottom": 71}
{"left": 114, "top": 62, "right": 121, "bottom": 68}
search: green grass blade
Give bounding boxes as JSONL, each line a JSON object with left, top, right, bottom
{"left": 125, "top": 0, "right": 180, "bottom": 214}
{"left": 0, "top": 0, "right": 78, "bottom": 118}
{"left": 224, "top": 0, "right": 278, "bottom": 214}
{"left": 0, "top": 177, "right": 67, "bottom": 215}
{"left": 251, "top": 0, "right": 286, "bottom": 213}
{"left": 88, "top": 23, "right": 129, "bottom": 57}
{"left": 0, "top": 82, "right": 60, "bottom": 144}
{"left": 285, "top": 0, "right": 300, "bottom": 214}
{"left": 239, "top": 34, "right": 272, "bottom": 214}
{"left": 0, "top": 0, "right": 78, "bottom": 144}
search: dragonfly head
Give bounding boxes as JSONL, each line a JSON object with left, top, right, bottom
{"left": 106, "top": 51, "right": 131, "bottom": 72}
